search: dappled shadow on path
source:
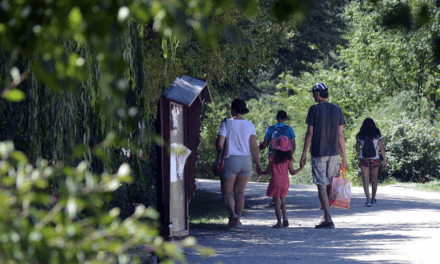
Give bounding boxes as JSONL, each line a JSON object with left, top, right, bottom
{"left": 187, "top": 224, "right": 426, "bottom": 264}
{"left": 187, "top": 179, "right": 440, "bottom": 263}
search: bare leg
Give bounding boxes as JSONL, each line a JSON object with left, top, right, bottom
{"left": 274, "top": 198, "right": 282, "bottom": 223}
{"left": 280, "top": 196, "right": 287, "bottom": 219}
{"left": 221, "top": 176, "right": 236, "bottom": 217}
{"left": 317, "top": 185, "right": 332, "bottom": 222}
{"left": 322, "top": 178, "right": 333, "bottom": 219}
{"left": 326, "top": 184, "right": 331, "bottom": 201}
{"left": 361, "top": 165, "right": 370, "bottom": 201}
{"left": 233, "top": 174, "right": 249, "bottom": 221}
{"left": 370, "top": 166, "right": 379, "bottom": 201}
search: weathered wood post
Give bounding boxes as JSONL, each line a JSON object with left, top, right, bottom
{"left": 156, "top": 76, "right": 212, "bottom": 239}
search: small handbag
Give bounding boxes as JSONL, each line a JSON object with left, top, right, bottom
{"left": 329, "top": 166, "right": 352, "bottom": 209}
{"left": 212, "top": 118, "right": 227, "bottom": 176}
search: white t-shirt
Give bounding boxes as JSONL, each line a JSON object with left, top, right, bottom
{"left": 218, "top": 118, "right": 256, "bottom": 158}
{"left": 358, "top": 136, "right": 382, "bottom": 159}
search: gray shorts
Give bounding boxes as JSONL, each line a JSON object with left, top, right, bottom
{"left": 312, "top": 155, "right": 340, "bottom": 185}
{"left": 221, "top": 155, "right": 253, "bottom": 178}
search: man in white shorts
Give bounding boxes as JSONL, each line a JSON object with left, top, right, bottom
{"left": 300, "top": 82, "right": 347, "bottom": 229}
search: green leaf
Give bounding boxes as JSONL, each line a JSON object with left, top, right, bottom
{"left": 2, "top": 89, "right": 25, "bottom": 102}
{"left": 145, "top": 207, "right": 160, "bottom": 220}
{"left": 11, "top": 151, "right": 28, "bottom": 164}
{"left": 182, "top": 236, "right": 196, "bottom": 247}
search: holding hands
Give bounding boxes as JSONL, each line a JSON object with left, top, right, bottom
{"left": 255, "top": 164, "right": 263, "bottom": 175}
{"left": 252, "top": 164, "right": 263, "bottom": 182}
{"left": 300, "top": 153, "right": 307, "bottom": 168}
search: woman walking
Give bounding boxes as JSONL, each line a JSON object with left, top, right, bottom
{"left": 356, "top": 118, "right": 387, "bottom": 207}
{"left": 216, "top": 99, "right": 261, "bottom": 228}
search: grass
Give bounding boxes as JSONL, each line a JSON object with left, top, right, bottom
{"left": 189, "top": 190, "right": 230, "bottom": 230}
{"left": 378, "top": 177, "right": 398, "bottom": 186}
{"left": 412, "top": 180, "right": 440, "bottom": 193}
{"left": 348, "top": 173, "right": 398, "bottom": 187}
{"left": 356, "top": 178, "right": 440, "bottom": 193}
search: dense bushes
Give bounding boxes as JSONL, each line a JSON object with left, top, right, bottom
{"left": 0, "top": 141, "right": 198, "bottom": 263}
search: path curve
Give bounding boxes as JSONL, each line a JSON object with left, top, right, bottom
{"left": 185, "top": 179, "right": 440, "bottom": 264}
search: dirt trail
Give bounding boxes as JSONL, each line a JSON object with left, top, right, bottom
{"left": 184, "top": 179, "right": 440, "bottom": 264}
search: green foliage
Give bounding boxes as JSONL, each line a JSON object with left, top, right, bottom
{"left": 143, "top": 1, "right": 297, "bottom": 101}
{"left": 343, "top": 0, "right": 440, "bottom": 101}
{"left": 0, "top": 1, "right": 338, "bottom": 261}
{"left": 367, "top": 91, "right": 440, "bottom": 183}
{"left": 276, "top": 0, "right": 348, "bottom": 76}
{"left": 274, "top": 0, "right": 440, "bottom": 120}
{"left": 196, "top": 0, "right": 440, "bottom": 187}
{"left": 0, "top": 20, "right": 160, "bottom": 215}
{"left": 0, "top": 141, "right": 197, "bottom": 263}
{"left": 0, "top": 0, "right": 312, "bottom": 104}
{"left": 292, "top": 0, "right": 440, "bottom": 183}
{"left": 197, "top": 99, "right": 231, "bottom": 180}
{"left": 414, "top": 180, "right": 440, "bottom": 193}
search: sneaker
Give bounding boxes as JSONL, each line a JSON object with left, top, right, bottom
{"left": 370, "top": 199, "right": 377, "bottom": 206}
{"left": 365, "top": 200, "right": 372, "bottom": 207}
{"left": 283, "top": 219, "right": 289, "bottom": 227}
{"left": 315, "top": 220, "right": 335, "bottom": 229}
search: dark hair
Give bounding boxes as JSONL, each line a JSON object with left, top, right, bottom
{"left": 276, "top": 110, "right": 288, "bottom": 120}
{"left": 231, "top": 99, "right": 249, "bottom": 114}
{"left": 319, "top": 90, "right": 329, "bottom": 98}
{"left": 274, "top": 149, "right": 292, "bottom": 164}
{"left": 357, "top": 118, "right": 381, "bottom": 140}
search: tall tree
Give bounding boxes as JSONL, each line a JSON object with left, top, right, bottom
{"left": 251, "top": 0, "right": 349, "bottom": 96}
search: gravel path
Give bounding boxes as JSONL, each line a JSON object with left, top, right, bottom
{"left": 184, "top": 179, "right": 440, "bottom": 264}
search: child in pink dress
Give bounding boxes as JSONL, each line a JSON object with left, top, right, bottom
{"left": 259, "top": 136, "right": 303, "bottom": 228}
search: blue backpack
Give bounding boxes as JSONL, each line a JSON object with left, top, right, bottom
{"left": 272, "top": 125, "right": 289, "bottom": 139}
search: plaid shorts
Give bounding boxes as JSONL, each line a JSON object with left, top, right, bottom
{"left": 360, "top": 158, "right": 379, "bottom": 169}
{"left": 311, "top": 155, "right": 340, "bottom": 186}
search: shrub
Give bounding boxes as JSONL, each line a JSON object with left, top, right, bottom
{"left": 0, "top": 141, "right": 195, "bottom": 264}
{"left": 383, "top": 116, "right": 440, "bottom": 182}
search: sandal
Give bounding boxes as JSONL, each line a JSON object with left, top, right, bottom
{"left": 234, "top": 221, "right": 243, "bottom": 228}
{"left": 272, "top": 222, "right": 283, "bottom": 228}
{"left": 228, "top": 216, "right": 239, "bottom": 228}
{"left": 283, "top": 219, "right": 289, "bottom": 227}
